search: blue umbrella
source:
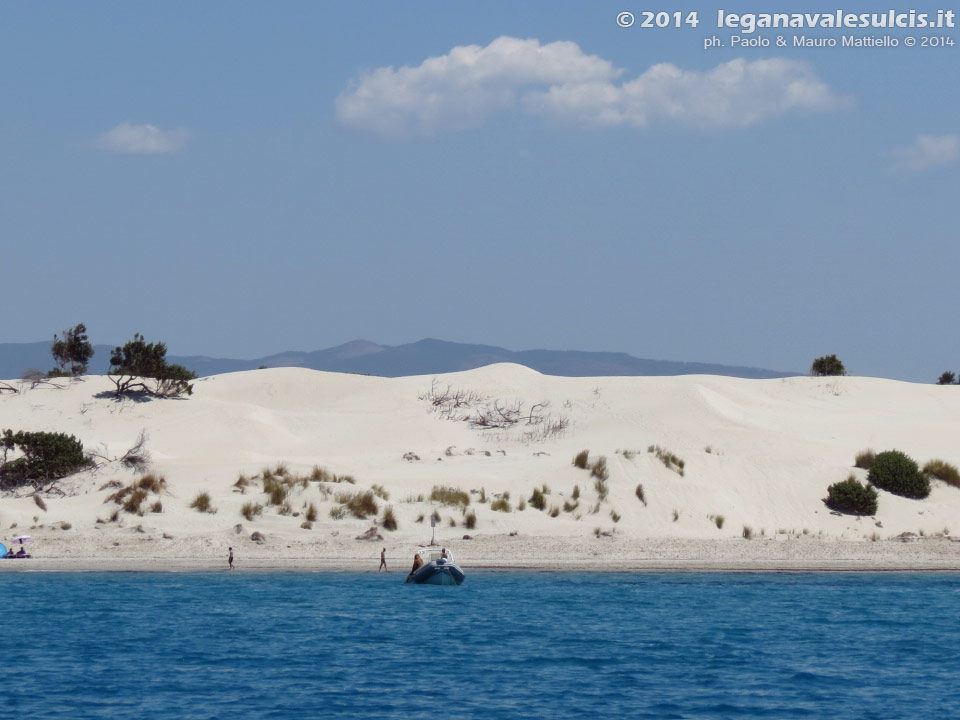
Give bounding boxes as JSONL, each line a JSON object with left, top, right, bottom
{"left": 0, "top": 542, "right": 6, "bottom": 557}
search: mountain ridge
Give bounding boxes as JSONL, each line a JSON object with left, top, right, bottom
{"left": 0, "top": 338, "right": 797, "bottom": 380}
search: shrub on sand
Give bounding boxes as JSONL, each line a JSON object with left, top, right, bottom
{"left": 491, "top": 497, "right": 511, "bottom": 512}
{"left": 826, "top": 475, "right": 879, "bottom": 515}
{"left": 868, "top": 450, "right": 930, "bottom": 499}
{"left": 464, "top": 510, "right": 477, "bottom": 529}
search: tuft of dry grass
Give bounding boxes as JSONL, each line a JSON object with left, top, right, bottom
{"left": 382, "top": 505, "right": 398, "bottom": 531}
{"left": 491, "top": 497, "right": 512, "bottom": 512}
{"left": 190, "top": 492, "right": 216, "bottom": 514}
{"left": 854, "top": 449, "right": 876, "bottom": 470}
{"left": 430, "top": 486, "right": 470, "bottom": 508}
{"left": 635, "top": 484, "right": 646, "bottom": 506}
{"left": 371, "top": 484, "right": 390, "bottom": 501}
{"left": 649, "top": 445, "right": 685, "bottom": 476}
{"left": 573, "top": 450, "right": 590, "bottom": 469}
{"left": 923, "top": 459, "right": 960, "bottom": 488}
{"left": 241, "top": 502, "right": 263, "bottom": 521}
{"left": 305, "top": 503, "right": 318, "bottom": 523}
{"left": 464, "top": 510, "right": 477, "bottom": 529}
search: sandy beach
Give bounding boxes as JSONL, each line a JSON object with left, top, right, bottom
{"left": 2, "top": 365, "right": 959, "bottom": 573}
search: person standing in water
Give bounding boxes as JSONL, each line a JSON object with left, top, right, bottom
{"left": 228, "top": 547, "right": 234, "bottom": 570}
{"left": 379, "top": 547, "right": 387, "bottom": 572}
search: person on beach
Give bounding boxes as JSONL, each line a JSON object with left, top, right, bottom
{"left": 228, "top": 547, "right": 234, "bottom": 570}
{"left": 379, "top": 547, "right": 387, "bottom": 572}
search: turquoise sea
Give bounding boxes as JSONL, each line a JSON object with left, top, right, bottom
{"left": 1, "top": 571, "right": 958, "bottom": 719}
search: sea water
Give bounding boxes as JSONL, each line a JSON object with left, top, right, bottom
{"left": 1, "top": 571, "right": 958, "bottom": 719}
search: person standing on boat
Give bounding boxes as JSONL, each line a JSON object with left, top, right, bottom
{"left": 379, "top": 547, "right": 387, "bottom": 572}
{"left": 441, "top": 547, "right": 449, "bottom": 560}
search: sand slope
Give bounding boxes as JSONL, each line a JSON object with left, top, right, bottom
{"left": 1, "top": 366, "right": 959, "bottom": 570}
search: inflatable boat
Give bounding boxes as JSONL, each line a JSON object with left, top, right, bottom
{"left": 405, "top": 548, "right": 465, "bottom": 585}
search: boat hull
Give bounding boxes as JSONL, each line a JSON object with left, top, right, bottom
{"left": 406, "top": 560, "right": 465, "bottom": 585}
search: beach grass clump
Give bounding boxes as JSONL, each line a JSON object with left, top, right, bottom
{"left": 868, "top": 450, "right": 930, "bottom": 499}
{"left": 649, "top": 445, "right": 685, "bottom": 476}
{"left": 136, "top": 474, "right": 166, "bottom": 493}
{"left": 854, "top": 449, "right": 876, "bottom": 470}
{"left": 310, "top": 465, "right": 355, "bottom": 484}
{"left": 549, "top": 506, "right": 560, "bottom": 518}
{"left": 277, "top": 501, "right": 293, "bottom": 516}
{"left": 448, "top": 517, "right": 457, "bottom": 527}
{"left": 529, "top": 487, "right": 547, "bottom": 511}
{"left": 825, "top": 475, "right": 879, "bottom": 515}
{"left": 151, "top": 500, "right": 163, "bottom": 513}
{"left": 589, "top": 457, "right": 609, "bottom": 482}
{"left": 263, "top": 475, "right": 288, "bottom": 506}
{"left": 491, "top": 496, "right": 512, "bottom": 512}
{"left": 464, "top": 510, "right": 477, "bottom": 529}
{"left": 234, "top": 473, "right": 252, "bottom": 493}
{"left": 572, "top": 484, "right": 580, "bottom": 500}
{"left": 371, "top": 484, "right": 390, "bottom": 501}
{"left": 329, "top": 505, "right": 346, "bottom": 520}
{"left": 635, "top": 484, "right": 646, "bottom": 506}
{"left": 923, "top": 459, "right": 960, "bottom": 489}
{"left": 713, "top": 514, "right": 725, "bottom": 529}
{"left": 241, "top": 502, "right": 263, "bottom": 521}
{"left": 573, "top": 450, "right": 590, "bottom": 469}
{"left": 610, "top": 510, "right": 620, "bottom": 523}
{"left": 593, "top": 476, "right": 609, "bottom": 502}
{"left": 381, "top": 505, "right": 398, "bottom": 531}
{"left": 431, "top": 509, "right": 441, "bottom": 524}
{"left": 190, "top": 491, "right": 216, "bottom": 514}
{"left": 335, "top": 490, "right": 378, "bottom": 519}
{"left": 563, "top": 500, "right": 578, "bottom": 513}
{"left": 742, "top": 525, "right": 753, "bottom": 539}
{"left": 305, "top": 502, "right": 318, "bottom": 523}
{"left": 430, "top": 486, "right": 470, "bottom": 508}
{"left": 672, "top": 509, "right": 679, "bottom": 522}
{"left": 123, "top": 488, "right": 148, "bottom": 515}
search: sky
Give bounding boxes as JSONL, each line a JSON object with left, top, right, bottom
{"left": 1, "top": 1, "right": 958, "bottom": 381}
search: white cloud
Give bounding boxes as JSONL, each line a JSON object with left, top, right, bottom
{"left": 336, "top": 37, "right": 846, "bottom": 137}
{"left": 336, "top": 36, "right": 619, "bottom": 137}
{"left": 893, "top": 134, "right": 959, "bottom": 171}
{"left": 95, "top": 123, "right": 190, "bottom": 154}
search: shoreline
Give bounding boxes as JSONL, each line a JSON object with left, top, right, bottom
{"left": 3, "top": 535, "right": 959, "bottom": 573}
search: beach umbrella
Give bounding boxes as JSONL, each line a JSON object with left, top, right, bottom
{"left": 0, "top": 543, "right": 6, "bottom": 557}
{"left": 13, "top": 535, "right": 32, "bottom": 545}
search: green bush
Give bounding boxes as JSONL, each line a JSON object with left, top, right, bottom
{"left": 811, "top": 354, "right": 846, "bottom": 376}
{"left": 826, "top": 476, "right": 879, "bottom": 515}
{"left": 937, "top": 371, "right": 956, "bottom": 385}
{"left": 923, "top": 459, "right": 960, "bottom": 489}
{"left": 868, "top": 450, "right": 930, "bottom": 499}
{"left": 0, "top": 430, "right": 90, "bottom": 489}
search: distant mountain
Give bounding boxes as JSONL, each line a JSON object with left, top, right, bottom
{"left": 0, "top": 338, "right": 797, "bottom": 381}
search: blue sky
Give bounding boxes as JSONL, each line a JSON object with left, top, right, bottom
{"left": 1, "top": 2, "right": 957, "bottom": 381}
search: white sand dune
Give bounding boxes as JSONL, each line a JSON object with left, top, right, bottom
{"left": 1, "top": 365, "right": 959, "bottom": 571}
